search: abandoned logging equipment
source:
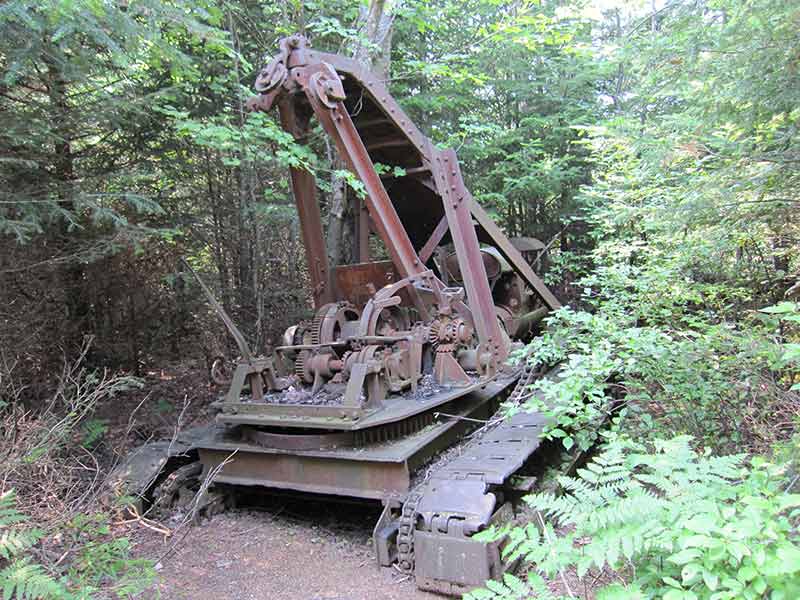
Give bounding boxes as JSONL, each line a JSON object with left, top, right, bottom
{"left": 111, "top": 34, "right": 564, "bottom": 595}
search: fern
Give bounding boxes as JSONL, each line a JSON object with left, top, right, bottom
{"left": 0, "top": 559, "right": 73, "bottom": 600}
{"left": 0, "top": 492, "right": 39, "bottom": 561}
{"left": 465, "top": 572, "right": 568, "bottom": 600}
{"left": 0, "top": 490, "right": 74, "bottom": 599}
{"left": 472, "top": 435, "right": 800, "bottom": 599}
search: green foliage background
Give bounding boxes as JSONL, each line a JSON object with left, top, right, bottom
{"left": 1, "top": 0, "right": 799, "bottom": 597}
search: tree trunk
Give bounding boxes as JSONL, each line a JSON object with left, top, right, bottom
{"left": 326, "top": 152, "right": 348, "bottom": 267}
{"left": 325, "top": 0, "right": 394, "bottom": 267}
{"left": 45, "top": 47, "right": 88, "bottom": 348}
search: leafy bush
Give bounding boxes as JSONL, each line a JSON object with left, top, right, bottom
{"left": 468, "top": 436, "right": 800, "bottom": 600}
{"left": 760, "top": 302, "right": 800, "bottom": 392}
{"left": 510, "top": 306, "right": 793, "bottom": 454}
{"left": 0, "top": 347, "right": 155, "bottom": 598}
{"left": 64, "top": 513, "right": 157, "bottom": 597}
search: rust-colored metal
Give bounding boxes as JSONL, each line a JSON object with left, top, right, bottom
{"left": 277, "top": 96, "right": 333, "bottom": 308}
{"left": 419, "top": 215, "right": 449, "bottom": 264}
{"left": 115, "top": 34, "right": 568, "bottom": 598}
{"left": 333, "top": 260, "right": 399, "bottom": 307}
{"left": 235, "top": 35, "right": 565, "bottom": 592}
{"left": 302, "top": 73, "right": 426, "bottom": 284}
{"left": 435, "top": 148, "right": 509, "bottom": 367}
{"left": 470, "top": 201, "right": 561, "bottom": 310}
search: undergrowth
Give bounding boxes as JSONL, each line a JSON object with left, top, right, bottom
{"left": 468, "top": 435, "right": 800, "bottom": 600}
{"left": 476, "top": 299, "right": 799, "bottom": 598}
{"left": 509, "top": 304, "right": 798, "bottom": 456}
{"left": 0, "top": 343, "right": 156, "bottom": 598}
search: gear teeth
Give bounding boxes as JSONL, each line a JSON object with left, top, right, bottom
{"left": 428, "top": 320, "right": 441, "bottom": 346}
{"left": 311, "top": 314, "right": 323, "bottom": 345}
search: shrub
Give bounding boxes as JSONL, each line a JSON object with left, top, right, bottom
{"left": 511, "top": 307, "right": 796, "bottom": 455}
{"left": 0, "top": 344, "right": 155, "bottom": 598}
{"left": 0, "top": 490, "right": 75, "bottom": 599}
{"left": 468, "top": 435, "right": 800, "bottom": 600}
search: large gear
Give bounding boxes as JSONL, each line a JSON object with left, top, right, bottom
{"left": 311, "top": 302, "right": 360, "bottom": 345}
{"left": 427, "top": 320, "right": 441, "bottom": 346}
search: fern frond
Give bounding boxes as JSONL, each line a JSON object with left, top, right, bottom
{"left": 0, "top": 559, "right": 73, "bottom": 600}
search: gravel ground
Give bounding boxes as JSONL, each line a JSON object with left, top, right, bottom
{"left": 133, "top": 500, "right": 439, "bottom": 600}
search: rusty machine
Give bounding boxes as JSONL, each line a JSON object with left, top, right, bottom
{"left": 114, "top": 34, "right": 563, "bottom": 595}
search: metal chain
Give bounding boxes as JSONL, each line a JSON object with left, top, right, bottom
{"left": 506, "top": 348, "right": 539, "bottom": 405}
{"left": 396, "top": 490, "right": 422, "bottom": 573}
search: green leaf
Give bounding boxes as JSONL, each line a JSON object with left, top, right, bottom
{"left": 737, "top": 565, "right": 757, "bottom": 583}
{"left": 700, "top": 569, "right": 718, "bottom": 591}
{"left": 759, "top": 302, "right": 799, "bottom": 314}
{"left": 668, "top": 549, "right": 702, "bottom": 565}
{"left": 776, "top": 543, "right": 800, "bottom": 573}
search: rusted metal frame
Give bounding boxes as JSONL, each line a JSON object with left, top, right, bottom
{"left": 217, "top": 399, "right": 363, "bottom": 419}
{"left": 351, "top": 117, "right": 392, "bottom": 129}
{"left": 469, "top": 201, "right": 562, "bottom": 311}
{"left": 244, "top": 427, "right": 353, "bottom": 451}
{"left": 198, "top": 447, "right": 411, "bottom": 500}
{"left": 356, "top": 273, "right": 435, "bottom": 336}
{"left": 201, "top": 382, "right": 511, "bottom": 500}
{"left": 305, "top": 97, "right": 423, "bottom": 280}
{"left": 277, "top": 96, "right": 334, "bottom": 308}
{"left": 418, "top": 215, "right": 449, "bottom": 264}
{"left": 293, "top": 50, "right": 431, "bottom": 159}
{"left": 435, "top": 148, "right": 509, "bottom": 366}
{"left": 297, "top": 70, "right": 433, "bottom": 319}
{"left": 365, "top": 138, "right": 413, "bottom": 152}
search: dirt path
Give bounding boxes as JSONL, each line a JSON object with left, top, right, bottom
{"left": 135, "top": 501, "right": 440, "bottom": 600}
{"left": 101, "top": 366, "right": 436, "bottom": 599}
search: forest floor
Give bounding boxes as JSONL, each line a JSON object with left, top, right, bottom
{"left": 133, "top": 501, "right": 437, "bottom": 600}
{"left": 108, "top": 362, "right": 589, "bottom": 599}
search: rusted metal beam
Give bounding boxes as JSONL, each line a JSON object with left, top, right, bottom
{"left": 300, "top": 68, "right": 426, "bottom": 284}
{"left": 277, "top": 96, "right": 333, "bottom": 308}
{"left": 353, "top": 117, "right": 393, "bottom": 129}
{"left": 435, "top": 148, "right": 509, "bottom": 367}
{"left": 418, "top": 215, "right": 449, "bottom": 264}
{"left": 469, "top": 201, "right": 562, "bottom": 311}
{"left": 293, "top": 49, "right": 431, "bottom": 160}
{"left": 365, "top": 138, "right": 413, "bottom": 152}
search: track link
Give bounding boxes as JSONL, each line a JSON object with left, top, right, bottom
{"left": 396, "top": 358, "right": 553, "bottom": 593}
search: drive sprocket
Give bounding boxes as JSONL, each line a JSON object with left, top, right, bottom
{"left": 150, "top": 462, "right": 202, "bottom": 516}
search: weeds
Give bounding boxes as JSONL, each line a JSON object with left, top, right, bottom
{"left": 0, "top": 340, "right": 156, "bottom": 598}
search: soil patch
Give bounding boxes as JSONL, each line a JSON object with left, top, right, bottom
{"left": 133, "top": 498, "right": 439, "bottom": 600}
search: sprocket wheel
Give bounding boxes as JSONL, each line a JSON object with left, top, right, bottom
{"left": 150, "top": 462, "right": 202, "bottom": 516}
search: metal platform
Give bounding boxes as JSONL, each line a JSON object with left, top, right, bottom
{"left": 197, "top": 377, "right": 517, "bottom": 499}
{"left": 213, "top": 375, "right": 498, "bottom": 430}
